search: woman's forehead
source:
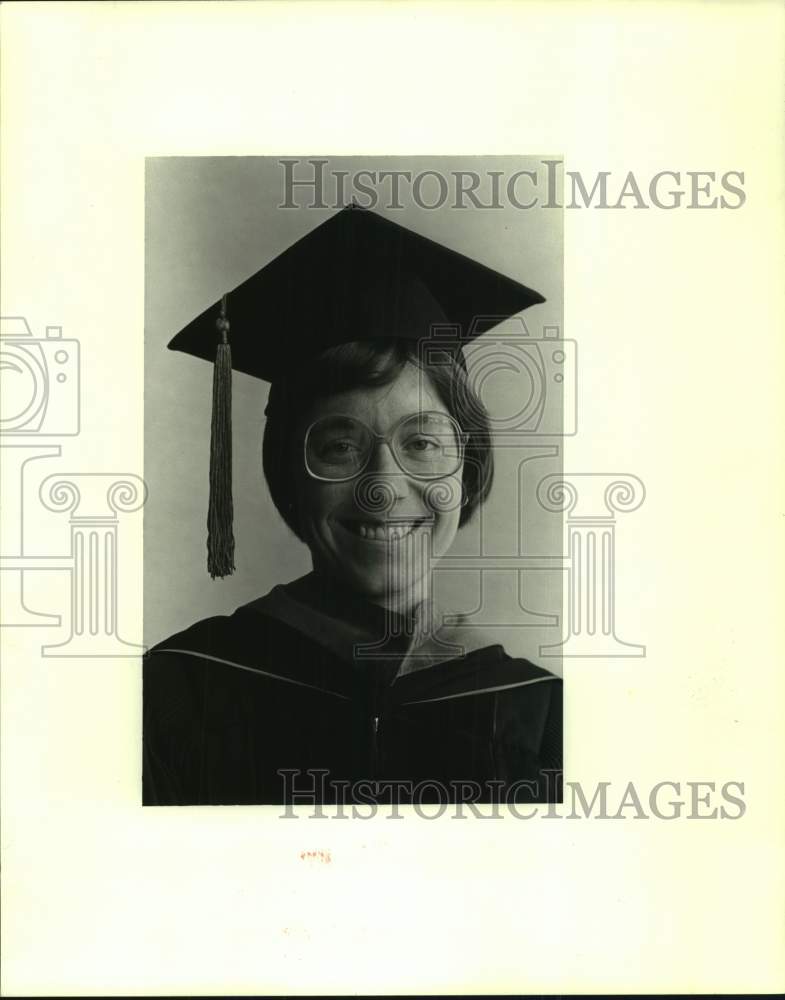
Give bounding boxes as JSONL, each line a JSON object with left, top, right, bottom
{"left": 307, "top": 364, "right": 447, "bottom": 427}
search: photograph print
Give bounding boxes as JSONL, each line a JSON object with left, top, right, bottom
{"left": 143, "top": 156, "right": 565, "bottom": 807}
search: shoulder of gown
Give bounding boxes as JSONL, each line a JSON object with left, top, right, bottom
{"left": 143, "top": 596, "right": 563, "bottom": 802}
{"left": 145, "top": 600, "right": 561, "bottom": 698}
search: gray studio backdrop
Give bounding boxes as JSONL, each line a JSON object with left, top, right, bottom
{"left": 144, "top": 156, "right": 564, "bottom": 672}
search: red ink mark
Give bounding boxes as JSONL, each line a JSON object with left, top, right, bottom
{"left": 299, "top": 849, "right": 332, "bottom": 864}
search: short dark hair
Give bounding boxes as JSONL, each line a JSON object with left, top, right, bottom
{"left": 262, "top": 338, "right": 494, "bottom": 541}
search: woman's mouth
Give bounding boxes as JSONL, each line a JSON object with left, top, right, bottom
{"left": 339, "top": 518, "right": 431, "bottom": 543}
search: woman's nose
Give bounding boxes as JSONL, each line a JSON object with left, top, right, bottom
{"left": 365, "top": 442, "right": 410, "bottom": 493}
{"left": 371, "top": 440, "right": 396, "bottom": 469}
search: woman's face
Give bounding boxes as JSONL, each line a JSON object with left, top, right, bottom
{"left": 292, "top": 363, "right": 463, "bottom": 611}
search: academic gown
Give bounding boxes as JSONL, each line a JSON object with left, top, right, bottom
{"left": 143, "top": 573, "right": 562, "bottom": 806}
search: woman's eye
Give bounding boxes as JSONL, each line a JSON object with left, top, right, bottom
{"left": 404, "top": 436, "right": 439, "bottom": 452}
{"left": 322, "top": 439, "right": 359, "bottom": 456}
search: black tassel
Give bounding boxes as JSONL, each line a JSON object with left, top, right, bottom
{"left": 207, "top": 294, "right": 235, "bottom": 578}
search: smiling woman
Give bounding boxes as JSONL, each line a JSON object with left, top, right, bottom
{"left": 143, "top": 205, "right": 563, "bottom": 806}
{"left": 264, "top": 340, "right": 485, "bottom": 613}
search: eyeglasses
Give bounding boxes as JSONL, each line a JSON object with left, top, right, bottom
{"left": 304, "top": 411, "right": 467, "bottom": 483}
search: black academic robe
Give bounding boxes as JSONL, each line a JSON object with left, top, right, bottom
{"left": 143, "top": 574, "right": 562, "bottom": 806}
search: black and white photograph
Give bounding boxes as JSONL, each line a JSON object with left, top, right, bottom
{"left": 143, "top": 157, "right": 564, "bottom": 806}
{"left": 2, "top": 2, "right": 784, "bottom": 996}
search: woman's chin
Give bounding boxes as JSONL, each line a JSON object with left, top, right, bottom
{"left": 332, "top": 561, "right": 424, "bottom": 605}
{"left": 313, "top": 549, "right": 426, "bottom": 607}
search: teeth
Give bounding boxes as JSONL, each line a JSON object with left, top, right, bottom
{"left": 347, "top": 521, "right": 423, "bottom": 541}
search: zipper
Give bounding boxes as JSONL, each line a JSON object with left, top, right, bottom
{"left": 370, "top": 714, "right": 381, "bottom": 778}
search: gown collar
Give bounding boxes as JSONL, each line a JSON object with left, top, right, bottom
{"left": 240, "top": 571, "right": 497, "bottom": 675}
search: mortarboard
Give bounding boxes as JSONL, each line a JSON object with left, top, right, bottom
{"left": 168, "top": 204, "right": 545, "bottom": 578}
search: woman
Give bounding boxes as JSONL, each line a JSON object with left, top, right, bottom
{"left": 143, "top": 205, "right": 562, "bottom": 806}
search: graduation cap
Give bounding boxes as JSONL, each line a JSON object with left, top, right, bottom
{"left": 168, "top": 204, "right": 545, "bottom": 578}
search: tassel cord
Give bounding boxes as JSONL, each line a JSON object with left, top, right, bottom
{"left": 207, "top": 297, "right": 235, "bottom": 578}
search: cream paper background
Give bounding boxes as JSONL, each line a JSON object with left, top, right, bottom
{"left": 2, "top": 1, "right": 784, "bottom": 995}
